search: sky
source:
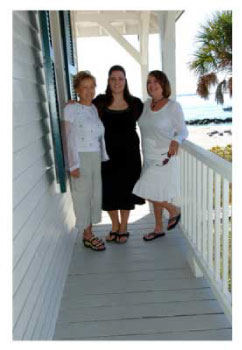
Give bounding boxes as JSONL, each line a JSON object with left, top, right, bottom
{"left": 76, "top": 9, "right": 216, "bottom": 97}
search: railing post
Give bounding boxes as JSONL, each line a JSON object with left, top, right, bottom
{"left": 208, "top": 168, "right": 214, "bottom": 272}
{"left": 184, "top": 151, "right": 188, "bottom": 231}
{"left": 180, "top": 150, "right": 185, "bottom": 226}
{"left": 197, "top": 160, "right": 202, "bottom": 252}
{"left": 202, "top": 164, "right": 208, "bottom": 261}
{"left": 214, "top": 173, "right": 221, "bottom": 282}
{"left": 192, "top": 158, "right": 197, "bottom": 245}
{"left": 188, "top": 154, "right": 192, "bottom": 238}
{"left": 222, "top": 179, "right": 229, "bottom": 294}
{"left": 180, "top": 141, "right": 232, "bottom": 321}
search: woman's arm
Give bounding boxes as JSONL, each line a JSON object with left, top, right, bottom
{"left": 62, "top": 106, "right": 80, "bottom": 175}
{"left": 168, "top": 102, "right": 188, "bottom": 156}
{"left": 171, "top": 102, "right": 189, "bottom": 145}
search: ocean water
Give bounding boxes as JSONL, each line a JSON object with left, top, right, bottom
{"left": 177, "top": 93, "right": 232, "bottom": 127}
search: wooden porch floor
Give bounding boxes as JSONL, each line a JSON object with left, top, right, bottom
{"left": 54, "top": 203, "right": 232, "bottom": 340}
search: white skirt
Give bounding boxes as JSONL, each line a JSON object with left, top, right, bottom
{"left": 132, "top": 155, "right": 180, "bottom": 203}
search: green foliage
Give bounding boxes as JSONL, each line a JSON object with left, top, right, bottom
{"left": 209, "top": 144, "right": 232, "bottom": 162}
{"left": 189, "top": 11, "right": 232, "bottom": 104}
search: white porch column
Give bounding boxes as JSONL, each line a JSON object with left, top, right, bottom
{"left": 157, "top": 11, "right": 177, "bottom": 99}
{"left": 140, "top": 11, "right": 150, "bottom": 100}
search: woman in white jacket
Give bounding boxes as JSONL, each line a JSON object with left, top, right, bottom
{"left": 133, "top": 70, "right": 188, "bottom": 241}
{"left": 63, "top": 71, "right": 109, "bottom": 251}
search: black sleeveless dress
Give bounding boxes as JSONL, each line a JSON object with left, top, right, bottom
{"left": 93, "top": 95, "right": 145, "bottom": 211}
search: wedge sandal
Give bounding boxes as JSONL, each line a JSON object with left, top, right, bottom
{"left": 83, "top": 236, "right": 106, "bottom": 251}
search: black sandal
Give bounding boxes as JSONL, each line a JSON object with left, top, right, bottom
{"left": 83, "top": 236, "right": 106, "bottom": 251}
{"left": 143, "top": 232, "right": 166, "bottom": 241}
{"left": 167, "top": 213, "right": 181, "bottom": 231}
{"left": 105, "top": 231, "right": 118, "bottom": 242}
{"left": 115, "top": 232, "right": 130, "bottom": 244}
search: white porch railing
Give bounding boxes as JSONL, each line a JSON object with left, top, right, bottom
{"left": 180, "top": 140, "right": 232, "bottom": 324}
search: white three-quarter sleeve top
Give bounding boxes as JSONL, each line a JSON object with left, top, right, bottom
{"left": 63, "top": 103, "right": 109, "bottom": 171}
{"left": 138, "top": 99, "right": 188, "bottom": 160}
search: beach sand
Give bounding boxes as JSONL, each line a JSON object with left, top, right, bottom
{"left": 187, "top": 125, "right": 232, "bottom": 150}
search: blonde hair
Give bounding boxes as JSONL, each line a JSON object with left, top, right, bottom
{"left": 73, "top": 71, "right": 96, "bottom": 91}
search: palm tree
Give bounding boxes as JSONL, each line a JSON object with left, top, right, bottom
{"left": 189, "top": 11, "right": 232, "bottom": 104}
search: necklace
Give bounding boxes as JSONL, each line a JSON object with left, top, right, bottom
{"left": 151, "top": 96, "right": 165, "bottom": 109}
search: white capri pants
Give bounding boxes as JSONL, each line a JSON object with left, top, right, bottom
{"left": 70, "top": 152, "right": 102, "bottom": 231}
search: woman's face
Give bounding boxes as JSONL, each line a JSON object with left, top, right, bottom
{"left": 147, "top": 75, "right": 163, "bottom": 100}
{"left": 76, "top": 78, "right": 95, "bottom": 104}
{"left": 108, "top": 70, "right": 126, "bottom": 94}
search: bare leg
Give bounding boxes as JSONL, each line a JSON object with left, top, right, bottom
{"left": 155, "top": 201, "right": 180, "bottom": 229}
{"left": 143, "top": 201, "right": 164, "bottom": 240}
{"left": 159, "top": 201, "right": 179, "bottom": 217}
{"left": 119, "top": 210, "right": 130, "bottom": 232}
{"left": 153, "top": 202, "right": 164, "bottom": 233}
{"left": 106, "top": 210, "right": 120, "bottom": 241}
{"left": 116, "top": 209, "right": 130, "bottom": 242}
{"left": 83, "top": 224, "right": 92, "bottom": 239}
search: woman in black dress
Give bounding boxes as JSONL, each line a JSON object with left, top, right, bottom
{"left": 93, "top": 65, "right": 145, "bottom": 243}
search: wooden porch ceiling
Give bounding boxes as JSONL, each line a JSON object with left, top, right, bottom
{"left": 54, "top": 203, "right": 231, "bottom": 340}
{"left": 73, "top": 10, "right": 183, "bottom": 37}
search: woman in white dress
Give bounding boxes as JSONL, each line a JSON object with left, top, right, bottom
{"left": 132, "top": 70, "right": 188, "bottom": 241}
{"left": 63, "top": 71, "right": 109, "bottom": 251}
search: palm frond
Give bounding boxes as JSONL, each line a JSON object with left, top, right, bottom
{"left": 196, "top": 73, "right": 218, "bottom": 99}
{"left": 188, "top": 11, "right": 232, "bottom": 103}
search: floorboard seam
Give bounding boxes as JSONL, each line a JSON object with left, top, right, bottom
{"left": 56, "top": 312, "right": 225, "bottom": 325}
{"left": 55, "top": 327, "right": 232, "bottom": 340}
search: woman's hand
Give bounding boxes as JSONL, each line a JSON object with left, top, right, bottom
{"left": 168, "top": 140, "right": 179, "bottom": 157}
{"left": 70, "top": 169, "right": 80, "bottom": 178}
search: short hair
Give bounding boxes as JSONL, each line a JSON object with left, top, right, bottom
{"left": 147, "top": 70, "right": 171, "bottom": 98}
{"left": 73, "top": 71, "right": 96, "bottom": 91}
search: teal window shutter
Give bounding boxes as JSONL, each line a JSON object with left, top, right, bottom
{"left": 59, "top": 11, "right": 77, "bottom": 100}
{"left": 39, "top": 11, "right": 66, "bottom": 193}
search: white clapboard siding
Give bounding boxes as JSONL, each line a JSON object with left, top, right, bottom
{"left": 13, "top": 118, "right": 50, "bottom": 153}
{"left": 13, "top": 11, "right": 76, "bottom": 340}
{"left": 13, "top": 170, "right": 50, "bottom": 238}
{"left": 13, "top": 136, "right": 52, "bottom": 180}
{"left": 13, "top": 58, "right": 45, "bottom": 85}
{"left": 12, "top": 32, "right": 43, "bottom": 71}
{"left": 13, "top": 196, "right": 74, "bottom": 339}
{"left": 13, "top": 102, "right": 48, "bottom": 127}
{"left": 13, "top": 155, "right": 52, "bottom": 208}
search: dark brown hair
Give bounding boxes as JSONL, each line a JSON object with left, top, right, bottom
{"left": 147, "top": 70, "right": 171, "bottom": 98}
{"left": 105, "top": 65, "right": 133, "bottom": 106}
{"left": 73, "top": 71, "right": 96, "bottom": 91}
